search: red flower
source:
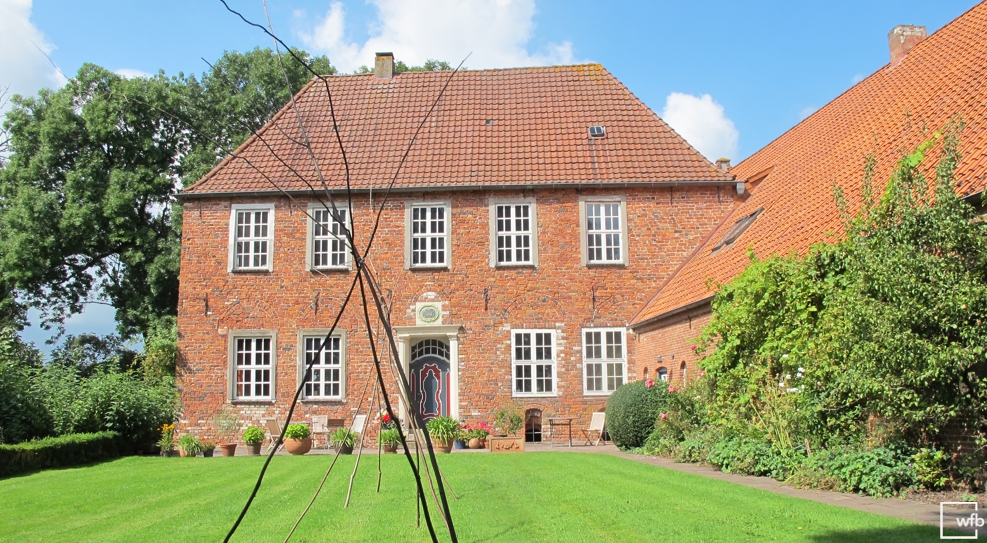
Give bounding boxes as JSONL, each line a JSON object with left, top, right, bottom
{"left": 382, "top": 413, "right": 391, "bottom": 423}
{"left": 645, "top": 379, "right": 655, "bottom": 388}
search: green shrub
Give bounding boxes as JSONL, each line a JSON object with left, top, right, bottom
{"left": 912, "top": 448, "right": 950, "bottom": 490}
{"left": 242, "top": 426, "right": 264, "bottom": 444}
{"left": 789, "top": 446, "right": 916, "bottom": 498}
{"left": 706, "top": 435, "right": 801, "bottom": 479}
{"left": 606, "top": 380, "right": 670, "bottom": 450}
{"left": 283, "top": 423, "right": 310, "bottom": 440}
{"left": 0, "top": 328, "right": 50, "bottom": 443}
{"left": 0, "top": 431, "right": 124, "bottom": 477}
{"left": 177, "top": 435, "right": 202, "bottom": 456}
{"left": 330, "top": 428, "right": 357, "bottom": 448}
{"left": 378, "top": 428, "right": 401, "bottom": 446}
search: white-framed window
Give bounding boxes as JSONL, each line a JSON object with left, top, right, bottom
{"left": 490, "top": 200, "right": 537, "bottom": 266}
{"left": 298, "top": 330, "right": 346, "bottom": 400}
{"left": 406, "top": 202, "right": 451, "bottom": 268}
{"left": 307, "top": 203, "right": 351, "bottom": 270}
{"left": 228, "top": 332, "right": 277, "bottom": 401}
{"left": 512, "top": 329, "right": 556, "bottom": 396}
{"left": 583, "top": 328, "right": 626, "bottom": 395}
{"left": 228, "top": 204, "right": 275, "bottom": 272}
{"left": 580, "top": 197, "right": 628, "bottom": 266}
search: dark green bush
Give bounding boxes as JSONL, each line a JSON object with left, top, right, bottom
{"left": 0, "top": 329, "right": 50, "bottom": 443}
{"left": 789, "top": 445, "right": 917, "bottom": 498}
{"left": 706, "top": 435, "right": 802, "bottom": 479}
{"left": 606, "top": 380, "right": 669, "bottom": 450}
{"left": 0, "top": 431, "right": 125, "bottom": 478}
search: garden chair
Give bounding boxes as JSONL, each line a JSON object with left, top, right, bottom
{"left": 581, "top": 412, "right": 606, "bottom": 446}
{"left": 265, "top": 419, "right": 284, "bottom": 454}
{"left": 311, "top": 416, "right": 344, "bottom": 449}
{"left": 350, "top": 414, "right": 368, "bottom": 446}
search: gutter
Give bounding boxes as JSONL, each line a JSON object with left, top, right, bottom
{"left": 629, "top": 296, "right": 714, "bottom": 333}
{"left": 177, "top": 180, "right": 737, "bottom": 201}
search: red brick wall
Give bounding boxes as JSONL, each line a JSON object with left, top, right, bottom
{"left": 632, "top": 305, "right": 712, "bottom": 387}
{"left": 177, "top": 185, "right": 732, "bottom": 440}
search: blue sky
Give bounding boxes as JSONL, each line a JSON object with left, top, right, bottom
{"left": 1, "top": 0, "right": 979, "bottom": 349}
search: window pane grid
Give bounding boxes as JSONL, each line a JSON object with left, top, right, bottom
{"left": 235, "top": 210, "right": 271, "bottom": 269}
{"left": 235, "top": 337, "right": 272, "bottom": 399}
{"left": 302, "top": 336, "right": 342, "bottom": 399}
{"left": 512, "top": 331, "right": 555, "bottom": 395}
{"left": 586, "top": 203, "right": 622, "bottom": 263}
{"left": 584, "top": 329, "right": 625, "bottom": 393}
{"left": 496, "top": 204, "right": 532, "bottom": 264}
{"left": 412, "top": 206, "right": 447, "bottom": 266}
{"left": 313, "top": 209, "right": 348, "bottom": 268}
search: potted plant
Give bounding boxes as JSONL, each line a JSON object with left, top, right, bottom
{"left": 158, "top": 423, "right": 177, "bottom": 457}
{"left": 378, "top": 428, "right": 401, "bottom": 453}
{"left": 178, "top": 435, "right": 203, "bottom": 457}
{"left": 330, "top": 428, "right": 357, "bottom": 455}
{"left": 454, "top": 425, "right": 468, "bottom": 450}
{"left": 468, "top": 422, "right": 490, "bottom": 449}
{"left": 425, "top": 416, "right": 460, "bottom": 454}
{"left": 283, "top": 423, "right": 312, "bottom": 455}
{"left": 214, "top": 408, "right": 241, "bottom": 457}
{"left": 243, "top": 426, "right": 265, "bottom": 455}
{"left": 201, "top": 439, "right": 217, "bottom": 458}
{"left": 490, "top": 402, "right": 525, "bottom": 452}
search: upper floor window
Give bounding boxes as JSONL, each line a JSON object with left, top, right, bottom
{"left": 581, "top": 198, "right": 628, "bottom": 265}
{"left": 309, "top": 204, "right": 351, "bottom": 270}
{"left": 583, "top": 328, "right": 626, "bottom": 395}
{"left": 229, "top": 204, "right": 274, "bottom": 272}
{"left": 512, "top": 329, "right": 556, "bottom": 397}
{"left": 229, "top": 333, "right": 276, "bottom": 401}
{"left": 299, "top": 331, "right": 346, "bottom": 400}
{"left": 407, "top": 202, "right": 450, "bottom": 268}
{"left": 490, "top": 200, "right": 537, "bottom": 266}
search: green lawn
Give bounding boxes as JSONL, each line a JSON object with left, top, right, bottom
{"left": 0, "top": 452, "right": 944, "bottom": 542}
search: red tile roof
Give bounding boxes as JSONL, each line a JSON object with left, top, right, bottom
{"left": 182, "top": 64, "right": 733, "bottom": 195}
{"left": 632, "top": 2, "right": 987, "bottom": 326}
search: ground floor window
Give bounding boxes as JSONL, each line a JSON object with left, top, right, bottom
{"left": 583, "top": 328, "right": 626, "bottom": 394}
{"left": 301, "top": 335, "right": 344, "bottom": 399}
{"left": 232, "top": 335, "right": 274, "bottom": 400}
{"left": 512, "top": 330, "right": 556, "bottom": 396}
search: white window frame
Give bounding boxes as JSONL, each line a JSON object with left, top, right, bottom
{"left": 228, "top": 204, "right": 275, "bottom": 272}
{"left": 489, "top": 198, "right": 538, "bottom": 267}
{"left": 306, "top": 202, "right": 353, "bottom": 271}
{"left": 582, "top": 328, "right": 626, "bottom": 395}
{"left": 405, "top": 201, "right": 451, "bottom": 269}
{"left": 511, "top": 329, "right": 557, "bottom": 397}
{"left": 579, "top": 196, "right": 628, "bottom": 266}
{"left": 297, "top": 329, "right": 347, "bottom": 401}
{"left": 228, "top": 331, "right": 277, "bottom": 402}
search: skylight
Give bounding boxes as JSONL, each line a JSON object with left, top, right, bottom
{"left": 710, "top": 208, "right": 764, "bottom": 254}
{"left": 588, "top": 126, "right": 606, "bottom": 138}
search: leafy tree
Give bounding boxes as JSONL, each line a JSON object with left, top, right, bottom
{"left": 0, "top": 48, "right": 331, "bottom": 339}
{"left": 48, "top": 333, "right": 138, "bottom": 377}
{"left": 355, "top": 58, "right": 454, "bottom": 74}
{"left": 698, "top": 128, "right": 987, "bottom": 451}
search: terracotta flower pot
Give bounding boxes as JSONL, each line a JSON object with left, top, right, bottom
{"left": 433, "top": 440, "right": 454, "bottom": 454}
{"left": 179, "top": 448, "right": 195, "bottom": 458}
{"left": 219, "top": 443, "right": 237, "bottom": 457}
{"left": 468, "top": 438, "right": 481, "bottom": 449}
{"left": 284, "top": 437, "right": 312, "bottom": 455}
{"left": 383, "top": 444, "right": 398, "bottom": 454}
{"left": 245, "top": 442, "right": 262, "bottom": 456}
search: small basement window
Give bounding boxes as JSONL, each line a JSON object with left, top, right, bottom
{"left": 588, "top": 126, "right": 606, "bottom": 138}
{"left": 711, "top": 208, "right": 764, "bottom": 254}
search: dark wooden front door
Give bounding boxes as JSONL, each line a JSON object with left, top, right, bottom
{"left": 410, "top": 339, "right": 451, "bottom": 421}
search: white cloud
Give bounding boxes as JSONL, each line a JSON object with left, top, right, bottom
{"left": 851, "top": 73, "right": 865, "bottom": 84}
{"left": 661, "top": 92, "right": 739, "bottom": 162}
{"left": 115, "top": 68, "right": 154, "bottom": 79}
{"left": 799, "top": 106, "right": 818, "bottom": 120}
{"left": 299, "top": 0, "right": 579, "bottom": 73}
{"left": 0, "top": 0, "right": 66, "bottom": 114}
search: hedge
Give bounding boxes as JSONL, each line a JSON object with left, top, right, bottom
{"left": 0, "top": 431, "right": 126, "bottom": 478}
{"left": 606, "top": 380, "right": 669, "bottom": 449}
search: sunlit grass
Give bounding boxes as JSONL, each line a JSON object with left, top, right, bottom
{"left": 0, "top": 452, "right": 943, "bottom": 542}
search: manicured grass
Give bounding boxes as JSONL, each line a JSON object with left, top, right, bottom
{"left": 0, "top": 452, "right": 943, "bottom": 542}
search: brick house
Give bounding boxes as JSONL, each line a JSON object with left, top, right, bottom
{"left": 629, "top": 5, "right": 987, "bottom": 383}
{"left": 176, "top": 54, "right": 736, "bottom": 438}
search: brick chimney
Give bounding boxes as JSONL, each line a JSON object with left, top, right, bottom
{"left": 715, "top": 158, "right": 731, "bottom": 172}
{"left": 374, "top": 52, "right": 394, "bottom": 79}
{"left": 888, "top": 25, "right": 926, "bottom": 65}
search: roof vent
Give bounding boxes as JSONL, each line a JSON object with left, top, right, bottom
{"left": 888, "top": 25, "right": 926, "bottom": 66}
{"left": 588, "top": 126, "right": 606, "bottom": 138}
{"left": 710, "top": 208, "right": 764, "bottom": 254}
{"left": 374, "top": 52, "right": 394, "bottom": 79}
{"left": 715, "top": 158, "right": 731, "bottom": 172}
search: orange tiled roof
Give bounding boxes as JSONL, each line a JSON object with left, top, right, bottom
{"left": 631, "top": 2, "right": 987, "bottom": 326}
{"left": 182, "top": 64, "right": 732, "bottom": 195}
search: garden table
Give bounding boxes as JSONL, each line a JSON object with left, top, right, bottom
{"left": 546, "top": 417, "right": 575, "bottom": 447}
